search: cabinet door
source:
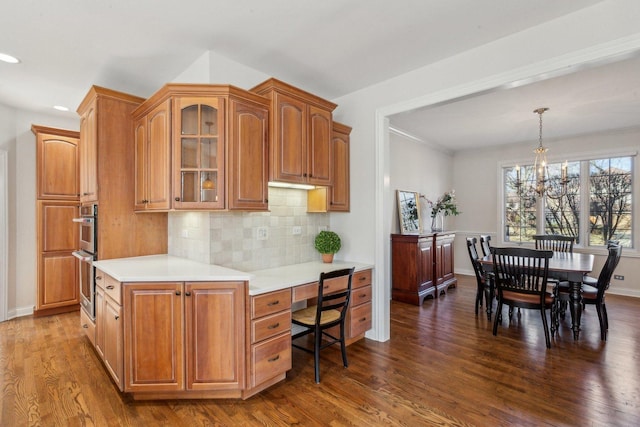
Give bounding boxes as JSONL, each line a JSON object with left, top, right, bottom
{"left": 272, "top": 92, "right": 306, "bottom": 183}
{"left": 307, "top": 105, "right": 332, "bottom": 185}
{"left": 40, "top": 202, "right": 78, "bottom": 252}
{"left": 133, "top": 116, "right": 147, "bottom": 210}
{"left": 228, "top": 99, "right": 269, "bottom": 210}
{"left": 185, "top": 282, "right": 245, "bottom": 391}
{"left": 146, "top": 100, "right": 172, "bottom": 210}
{"left": 79, "top": 99, "right": 98, "bottom": 203}
{"left": 436, "top": 235, "right": 456, "bottom": 286}
{"left": 418, "top": 237, "right": 435, "bottom": 290}
{"left": 36, "top": 131, "right": 79, "bottom": 199}
{"left": 124, "top": 283, "right": 184, "bottom": 392}
{"left": 328, "top": 126, "right": 350, "bottom": 211}
{"left": 95, "top": 286, "right": 105, "bottom": 359}
{"left": 39, "top": 253, "right": 78, "bottom": 309}
{"left": 104, "top": 296, "right": 123, "bottom": 390}
{"left": 173, "top": 97, "right": 225, "bottom": 209}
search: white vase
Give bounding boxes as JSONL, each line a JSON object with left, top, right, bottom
{"left": 431, "top": 213, "right": 444, "bottom": 232}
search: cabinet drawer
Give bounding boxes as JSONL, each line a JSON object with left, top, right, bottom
{"left": 252, "top": 311, "right": 291, "bottom": 344}
{"left": 80, "top": 308, "right": 95, "bottom": 347}
{"left": 349, "top": 301, "right": 372, "bottom": 337}
{"left": 252, "top": 289, "right": 291, "bottom": 318}
{"left": 351, "top": 285, "right": 372, "bottom": 307}
{"left": 95, "top": 271, "right": 122, "bottom": 303}
{"left": 353, "top": 269, "right": 372, "bottom": 289}
{"left": 251, "top": 333, "right": 291, "bottom": 387}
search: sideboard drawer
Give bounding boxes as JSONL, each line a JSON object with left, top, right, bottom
{"left": 353, "top": 269, "right": 372, "bottom": 289}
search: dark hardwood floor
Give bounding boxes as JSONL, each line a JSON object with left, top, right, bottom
{"left": 2, "top": 274, "right": 639, "bottom": 426}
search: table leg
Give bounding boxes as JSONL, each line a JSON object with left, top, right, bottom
{"left": 568, "top": 280, "right": 582, "bottom": 340}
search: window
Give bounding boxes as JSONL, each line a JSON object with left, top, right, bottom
{"left": 503, "top": 155, "right": 634, "bottom": 248}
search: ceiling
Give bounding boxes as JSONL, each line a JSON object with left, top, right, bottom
{"left": 2, "top": 0, "right": 637, "bottom": 150}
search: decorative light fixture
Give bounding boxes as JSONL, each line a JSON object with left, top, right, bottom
{"left": 514, "top": 107, "right": 568, "bottom": 199}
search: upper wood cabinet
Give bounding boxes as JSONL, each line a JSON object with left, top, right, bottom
{"left": 250, "top": 78, "right": 336, "bottom": 186}
{"left": 327, "top": 122, "right": 351, "bottom": 211}
{"left": 77, "top": 86, "right": 168, "bottom": 260}
{"left": 132, "top": 84, "right": 270, "bottom": 211}
{"left": 32, "top": 125, "right": 80, "bottom": 200}
{"left": 134, "top": 99, "right": 171, "bottom": 211}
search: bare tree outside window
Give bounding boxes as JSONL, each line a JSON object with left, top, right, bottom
{"left": 589, "top": 157, "right": 632, "bottom": 247}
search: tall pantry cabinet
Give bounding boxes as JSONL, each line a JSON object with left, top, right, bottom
{"left": 32, "top": 125, "right": 80, "bottom": 316}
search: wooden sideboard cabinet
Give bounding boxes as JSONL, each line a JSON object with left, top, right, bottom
{"left": 391, "top": 233, "right": 456, "bottom": 305}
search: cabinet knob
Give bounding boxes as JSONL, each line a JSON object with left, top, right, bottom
{"left": 185, "top": 291, "right": 191, "bottom": 297}
{"left": 114, "top": 315, "right": 119, "bottom": 320}
{"left": 175, "top": 197, "right": 181, "bottom": 202}
{"left": 175, "top": 291, "right": 181, "bottom": 296}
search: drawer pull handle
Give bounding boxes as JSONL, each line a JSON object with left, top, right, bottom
{"left": 95, "top": 276, "right": 102, "bottom": 281}
{"left": 323, "top": 285, "right": 329, "bottom": 289}
{"left": 359, "top": 317, "right": 367, "bottom": 322}
{"left": 268, "top": 355, "right": 280, "bottom": 363}
{"left": 106, "top": 285, "right": 114, "bottom": 290}
{"left": 359, "top": 276, "right": 366, "bottom": 281}
{"left": 267, "top": 323, "right": 280, "bottom": 330}
{"left": 115, "top": 316, "right": 119, "bottom": 320}
{"left": 82, "top": 324, "right": 88, "bottom": 329}
{"left": 267, "top": 301, "right": 280, "bottom": 307}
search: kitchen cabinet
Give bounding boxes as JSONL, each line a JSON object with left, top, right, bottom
{"left": 307, "top": 121, "right": 351, "bottom": 212}
{"left": 250, "top": 78, "right": 336, "bottom": 186}
{"left": 132, "top": 84, "right": 270, "bottom": 211}
{"left": 245, "top": 289, "right": 292, "bottom": 398}
{"left": 77, "top": 86, "right": 167, "bottom": 260}
{"left": 33, "top": 125, "right": 79, "bottom": 200}
{"left": 391, "top": 233, "right": 457, "bottom": 305}
{"left": 326, "top": 268, "right": 372, "bottom": 345}
{"left": 94, "top": 270, "right": 123, "bottom": 390}
{"left": 123, "top": 281, "right": 246, "bottom": 396}
{"left": 134, "top": 99, "right": 171, "bottom": 211}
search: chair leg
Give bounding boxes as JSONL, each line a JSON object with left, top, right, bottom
{"left": 340, "top": 323, "right": 348, "bottom": 368}
{"left": 484, "top": 286, "right": 492, "bottom": 321}
{"left": 493, "top": 300, "right": 502, "bottom": 336}
{"left": 314, "top": 327, "right": 322, "bottom": 383}
{"left": 540, "top": 308, "right": 551, "bottom": 349}
{"left": 595, "top": 303, "right": 607, "bottom": 341}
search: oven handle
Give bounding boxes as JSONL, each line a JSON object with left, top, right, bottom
{"left": 72, "top": 251, "right": 94, "bottom": 262}
{"left": 72, "top": 217, "right": 94, "bottom": 224}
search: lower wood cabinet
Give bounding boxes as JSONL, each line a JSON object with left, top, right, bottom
{"left": 94, "top": 270, "right": 123, "bottom": 390}
{"left": 391, "top": 233, "right": 456, "bottom": 305}
{"left": 123, "top": 281, "right": 246, "bottom": 397}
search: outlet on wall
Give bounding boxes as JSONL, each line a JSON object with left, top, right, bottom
{"left": 292, "top": 226, "right": 302, "bottom": 235}
{"left": 614, "top": 274, "right": 624, "bottom": 280}
{"left": 257, "top": 226, "right": 268, "bottom": 240}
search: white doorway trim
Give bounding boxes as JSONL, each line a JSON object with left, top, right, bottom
{"left": 0, "top": 149, "right": 8, "bottom": 322}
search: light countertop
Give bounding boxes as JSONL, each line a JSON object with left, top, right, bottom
{"left": 93, "top": 254, "right": 373, "bottom": 296}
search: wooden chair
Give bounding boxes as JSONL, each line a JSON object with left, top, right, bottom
{"left": 557, "top": 244, "right": 622, "bottom": 341}
{"left": 491, "top": 246, "right": 556, "bottom": 348}
{"left": 466, "top": 237, "right": 494, "bottom": 320}
{"left": 479, "top": 234, "right": 492, "bottom": 257}
{"left": 582, "top": 240, "right": 621, "bottom": 286}
{"left": 533, "top": 234, "right": 575, "bottom": 252}
{"left": 291, "top": 267, "right": 355, "bottom": 383}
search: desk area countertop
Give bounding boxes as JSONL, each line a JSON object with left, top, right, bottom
{"left": 93, "top": 254, "right": 373, "bottom": 296}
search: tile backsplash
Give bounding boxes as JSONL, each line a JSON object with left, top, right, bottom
{"left": 168, "top": 187, "right": 329, "bottom": 271}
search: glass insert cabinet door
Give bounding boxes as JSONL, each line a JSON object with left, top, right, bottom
{"left": 173, "top": 97, "right": 225, "bottom": 208}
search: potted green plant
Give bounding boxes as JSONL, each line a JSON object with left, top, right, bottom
{"left": 314, "top": 230, "right": 342, "bottom": 263}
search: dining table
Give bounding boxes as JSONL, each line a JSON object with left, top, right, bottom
{"left": 480, "top": 250, "right": 595, "bottom": 340}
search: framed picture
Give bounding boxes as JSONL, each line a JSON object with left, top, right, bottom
{"left": 397, "top": 190, "right": 421, "bottom": 234}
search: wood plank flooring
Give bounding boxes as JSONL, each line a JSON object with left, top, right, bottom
{"left": 1, "top": 274, "right": 639, "bottom": 426}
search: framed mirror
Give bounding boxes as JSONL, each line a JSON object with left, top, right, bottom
{"left": 397, "top": 190, "right": 421, "bottom": 234}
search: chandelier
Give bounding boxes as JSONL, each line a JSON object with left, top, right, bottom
{"left": 514, "top": 107, "right": 568, "bottom": 199}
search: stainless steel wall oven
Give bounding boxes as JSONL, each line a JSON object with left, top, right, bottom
{"left": 72, "top": 204, "right": 97, "bottom": 320}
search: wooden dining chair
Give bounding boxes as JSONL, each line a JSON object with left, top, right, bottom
{"left": 479, "top": 234, "right": 492, "bottom": 257}
{"left": 557, "top": 244, "right": 622, "bottom": 340}
{"left": 466, "top": 237, "right": 494, "bottom": 320}
{"left": 291, "top": 267, "right": 355, "bottom": 383}
{"left": 533, "top": 234, "right": 575, "bottom": 252}
{"left": 491, "top": 246, "right": 556, "bottom": 348}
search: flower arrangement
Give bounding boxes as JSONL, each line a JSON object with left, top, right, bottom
{"left": 425, "top": 190, "right": 460, "bottom": 218}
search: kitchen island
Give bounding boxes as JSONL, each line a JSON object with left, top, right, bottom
{"left": 89, "top": 254, "right": 373, "bottom": 400}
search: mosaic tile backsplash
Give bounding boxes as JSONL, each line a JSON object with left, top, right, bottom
{"left": 168, "top": 187, "right": 330, "bottom": 271}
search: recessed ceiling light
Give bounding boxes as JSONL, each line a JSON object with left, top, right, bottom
{"left": 0, "top": 52, "right": 20, "bottom": 64}
{"left": 53, "top": 105, "right": 69, "bottom": 112}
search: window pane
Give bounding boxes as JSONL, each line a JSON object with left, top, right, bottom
{"left": 588, "top": 156, "right": 633, "bottom": 247}
{"left": 544, "top": 161, "right": 579, "bottom": 243}
{"left": 504, "top": 167, "right": 536, "bottom": 242}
